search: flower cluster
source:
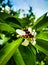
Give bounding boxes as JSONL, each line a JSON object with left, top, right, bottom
{"left": 0, "top": 6, "right": 11, "bottom": 14}
{"left": 16, "top": 27, "right": 37, "bottom": 46}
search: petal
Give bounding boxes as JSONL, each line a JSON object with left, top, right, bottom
{"left": 31, "top": 40, "right": 36, "bottom": 45}
{"left": 0, "top": 39, "right": 4, "bottom": 45}
{"left": 28, "top": 27, "right": 32, "bottom": 33}
{"left": 34, "top": 32, "right": 37, "bottom": 37}
{"left": 31, "top": 31, "right": 37, "bottom": 36}
{"left": 16, "top": 29, "right": 25, "bottom": 36}
{"left": 31, "top": 32, "right": 34, "bottom": 35}
{"left": 33, "top": 29, "right": 35, "bottom": 32}
{"left": 22, "top": 39, "right": 29, "bottom": 46}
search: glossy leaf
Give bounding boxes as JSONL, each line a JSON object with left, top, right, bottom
{"left": 33, "top": 13, "right": 48, "bottom": 31}
{"left": 5, "top": 17, "right": 21, "bottom": 26}
{"left": 17, "top": 18, "right": 31, "bottom": 28}
{"left": 35, "top": 44, "right": 48, "bottom": 56}
{"left": 36, "top": 32, "right": 48, "bottom": 56}
{"left": 36, "top": 32, "right": 48, "bottom": 41}
{"left": 0, "top": 38, "right": 23, "bottom": 65}
{"left": 5, "top": 17, "right": 22, "bottom": 29}
{"left": 19, "top": 44, "right": 36, "bottom": 65}
{"left": 0, "top": 12, "right": 11, "bottom": 20}
{"left": 0, "top": 19, "right": 5, "bottom": 23}
{"left": 0, "top": 23, "right": 15, "bottom": 33}
{"left": 13, "top": 48, "right": 25, "bottom": 65}
{"left": 0, "top": 33, "right": 10, "bottom": 45}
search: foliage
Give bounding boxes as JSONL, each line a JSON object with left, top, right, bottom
{"left": 0, "top": 3, "right": 48, "bottom": 65}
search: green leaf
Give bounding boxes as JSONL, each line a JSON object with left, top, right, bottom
{"left": 5, "top": 17, "right": 21, "bottom": 26}
{"left": 0, "top": 38, "right": 23, "bottom": 65}
{"left": 0, "top": 19, "right": 5, "bottom": 23}
{"left": 36, "top": 32, "right": 48, "bottom": 41}
{"left": 19, "top": 44, "right": 36, "bottom": 65}
{"left": 35, "top": 44, "right": 48, "bottom": 56}
{"left": 33, "top": 13, "right": 48, "bottom": 31}
{"left": 0, "top": 12, "right": 11, "bottom": 20}
{"left": 0, "top": 23, "right": 15, "bottom": 33}
{"left": 36, "top": 32, "right": 48, "bottom": 56}
{"left": 17, "top": 18, "right": 31, "bottom": 28}
{"left": 5, "top": 17, "right": 22, "bottom": 29}
{"left": 13, "top": 48, "right": 25, "bottom": 65}
{"left": 0, "top": 33, "right": 10, "bottom": 45}
{"left": 36, "top": 39, "right": 48, "bottom": 54}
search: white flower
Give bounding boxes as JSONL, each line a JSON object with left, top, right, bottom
{"left": 5, "top": 6, "right": 11, "bottom": 14}
{"left": 16, "top": 27, "right": 36, "bottom": 46}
